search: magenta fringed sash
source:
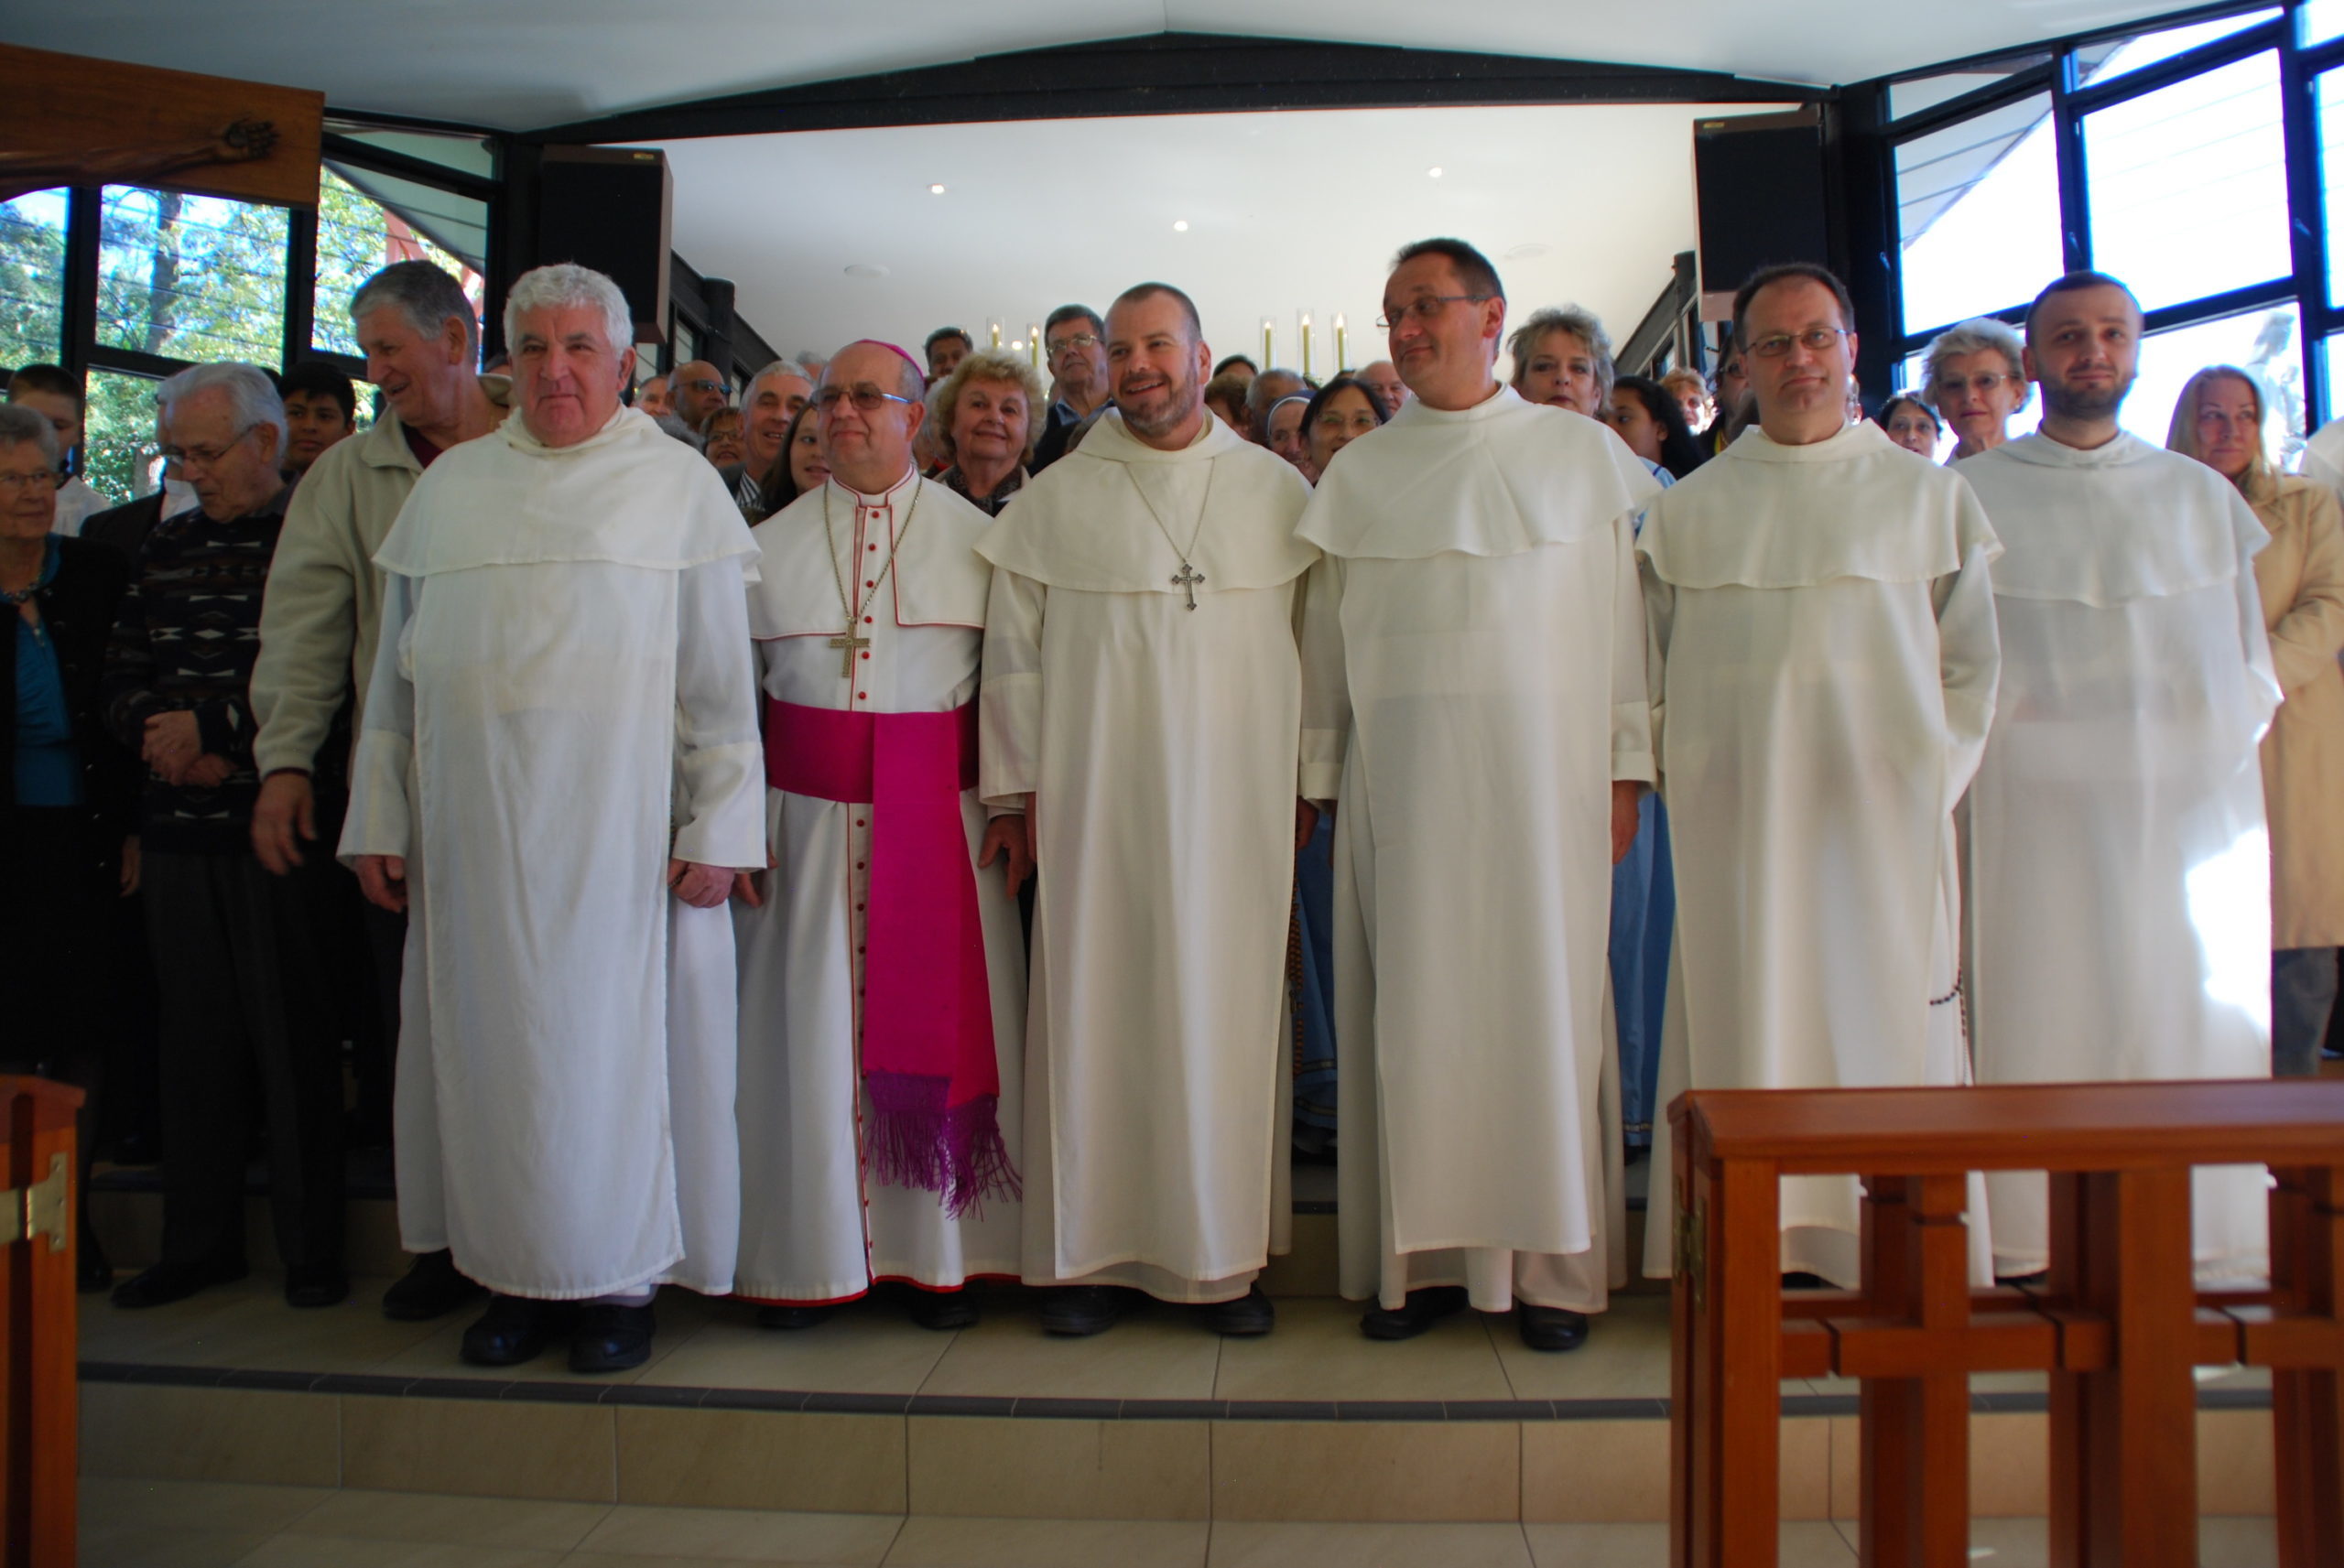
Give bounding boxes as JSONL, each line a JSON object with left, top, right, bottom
{"left": 764, "top": 697, "right": 1017, "bottom": 1217}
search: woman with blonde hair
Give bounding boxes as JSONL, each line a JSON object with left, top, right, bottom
{"left": 925, "top": 347, "right": 1047, "bottom": 517}
{"left": 2168, "top": 364, "right": 2344, "bottom": 1075}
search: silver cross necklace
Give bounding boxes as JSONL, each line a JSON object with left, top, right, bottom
{"left": 1130, "top": 460, "right": 1216, "bottom": 611}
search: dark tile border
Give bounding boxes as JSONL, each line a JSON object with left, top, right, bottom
{"left": 77, "top": 1359, "right": 2274, "bottom": 1422}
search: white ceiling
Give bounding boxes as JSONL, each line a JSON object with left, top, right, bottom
{"left": 17, "top": 2, "right": 2202, "bottom": 130}
{"left": 659, "top": 103, "right": 1787, "bottom": 377}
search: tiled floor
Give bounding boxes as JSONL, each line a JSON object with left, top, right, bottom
{"left": 76, "top": 1479, "right": 2285, "bottom": 1566}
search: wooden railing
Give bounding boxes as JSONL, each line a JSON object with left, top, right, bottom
{"left": 1668, "top": 1079, "right": 2344, "bottom": 1568}
{"left": 1, "top": 1076, "right": 80, "bottom": 1568}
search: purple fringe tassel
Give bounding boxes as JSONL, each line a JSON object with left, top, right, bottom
{"left": 866, "top": 1073, "right": 1023, "bottom": 1220}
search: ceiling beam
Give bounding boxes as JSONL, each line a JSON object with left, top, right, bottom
{"left": 522, "top": 29, "right": 1826, "bottom": 145}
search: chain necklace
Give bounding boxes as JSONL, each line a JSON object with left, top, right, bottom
{"left": 821, "top": 477, "right": 925, "bottom": 678}
{"left": 1130, "top": 459, "right": 1216, "bottom": 611}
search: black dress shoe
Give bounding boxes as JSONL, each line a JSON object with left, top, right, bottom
{"left": 110, "top": 1257, "right": 248, "bottom": 1310}
{"left": 1360, "top": 1285, "right": 1469, "bottom": 1342}
{"left": 285, "top": 1262, "right": 350, "bottom": 1309}
{"left": 755, "top": 1303, "right": 835, "bottom": 1331}
{"left": 570, "top": 1303, "right": 657, "bottom": 1373}
{"left": 1038, "top": 1284, "right": 1122, "bottom": 1337}
{"left": 460, "top": 1294, "right": 565, "bottom": 1367}
{"left": 1515, "top": 1304, "right": 1590, "bottom": 1353}
{"left": 908, "top": 1290, "right": 979, "bottom": 1331}
{"left": 1202, "top": 1284, "right": 1275, "bottom": 1336}
{"left": 383, "top": 1249, "right": 486, "bottom": 1322}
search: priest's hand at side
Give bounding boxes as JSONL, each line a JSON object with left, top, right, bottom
{"left": 1611, "top": 781, "right": 1643, "bottom": 866}
{"left": 667, "top": 860, "right": 735, "bottom": 909}
{"left": 1295, "top": 799, "right": 1319, "bottom": 853}
{"left": 978, "top": 813, "right": 1033, "bottom": 898}
{"left": 357, "top": 853, "right": 407, "bottom": 914}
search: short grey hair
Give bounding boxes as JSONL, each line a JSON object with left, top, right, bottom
{"left": 1920, "top": 318, "right": 2032, "bottom": 415}
{"left": 924, "top": 347, "right": 1049, "bottom": 465}
{"left": 159, "top": 362, "right": 287, "bottom": 464}
{"left": 351, "top": 260, "right": 481, "bottom": 356}
{"left": 503, "top": 264, "right": 634, "bottom": 362}
{"left": 743, "top": 359, "right": 814, "bottom": 402}
{"left": 1508, "top": 306, "right": 1615, "bottom": 407}
{"left": 0, "top": 403, "right": 60, "bottom": 467}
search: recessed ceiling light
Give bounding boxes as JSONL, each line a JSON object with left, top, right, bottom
{"left": 928, "top": 183, "right": 947, "bottom": 195}
{"left": 843, "top": 263, "right": 889, "bottom": 279}
{"left": 1173, "top": 220, "right": 1189, "bottom": 232}
{"left": 1427, "top": 166, "right": 1444, "bottom": 178}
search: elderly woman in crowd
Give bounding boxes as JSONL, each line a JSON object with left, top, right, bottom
{"left": 2167, "top": 365, "right": 2344, "bottom": 1076}
{"left": 1300, "top": 373, "right": 1387, "bottom": 481}
{"left": 0, "top": 403, "right": 133, "bottom": 1289}
{"left": 699, "top": 406, "right": 746, "bottom": 470}
{"left": 1508, "top": 305, "right": 1612, "bottom": 419}
{"left": 1922, "top": 316, "right": 2031, "bottom": 460}
{"left": 1661, "top": 367, "right": 1710, "bottom": 436}
{"left": 927, "top": 347, "right": 1045, "bottom": 516}
{"left": 1610, "top": 373, "right": 1706, "bottom": 481}
{"left": 1879, "top": 394, "right": 1944, "bottom": 460}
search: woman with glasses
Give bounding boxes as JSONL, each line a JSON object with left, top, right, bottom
{"left": 1878, "top": 394, "right": 1945, "bottom": 460}
{"left": 1921, "top": 317, "right": 2031, "bottom": 461}
{"left": 0, "top": 403, "right": 134, "bottom": 1291}
{"left": 698, "top": 406, "right": 747, "bottom": 470}
{"left": 1299, "top": 373, "right": 1388, "bottom": 480}
{"left": 2168, "top": 365, "right": 2344, "bottom": 1076}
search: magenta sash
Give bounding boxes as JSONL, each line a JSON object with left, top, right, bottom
{"left": 764, "top": 697, "right": 1016, "bottom": 1216}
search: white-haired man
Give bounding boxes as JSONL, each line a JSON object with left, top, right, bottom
{"left": 979, "top": 281, "right": 1317, "bottom": 1337}
{"left": 103, "top": 362, "right": 351, "bottom": 1312}
{"left": 733, "top": 339, "right": 1026, "bottom": 1331}
{"left": 718, "top": 360, "right": 814, "bottom": 522}
{"left": 342, "top": 264, "right": 765, "bottom": 1372}
{"left": 248, "top": 260, "right": 506, "bottom": 1324}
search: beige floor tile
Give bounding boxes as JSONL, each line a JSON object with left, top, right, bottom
{"left": 1206, "top": 1520, "right": 1534, "bottom": 1567}
{"left": 1258, "top": 1213, "right": 1340, "bottom": 1299}
{"left": 293, "top": 1489, "right": 613, "bottom": 1550}
{"left": 1212, "top": 1421, "right": 1519, "bottom": 1521}
{"left": 1969, "top": 1412, "right": 2049, "bottom": 1518}
{"left": 131, "top": 1286, "right": 450, "bottom": 1373}
{"left": 78, "top": 1477, "right": 335, "bottom": 1536}
{"left": 614, "top": 1409, "right": 906, "bottom": 1514}
{"left": 884, "top": 1515, "right": 1206, "bottom": 1567}
{"left": 1524, "top": 1521, "right": 1668, "bottom": 1568}
{"left": 2198, "top": 1408, "right": 2277, "bottom": 1514}
{"left": 2197, "top": 1516, "right": 2278, "bottom": 1568}
{"left": 340, "top": 1395, "right": 616, "bottom": 1502}
{"left": 914, "top": 1295, "right": 1221, "bottom": 1400}
{"left": 1778, "top": 1522, "right": 1858, "bottom": 1566}
{"left": 1213, "top": 1296, "right": 1511, "bottom": 1402}
{"left": 77, "top": 1279, "right": 279, "bottom": 1364}
{"left": 1489, "top": 1292, "right": 1672, "bottom": 1401}
{"left": 576, "top": 1504, "right": 903, "bottom": 1563}
{"left": 906, "top": 1416, "right": 1209, "bottom": 1519}
{"left": 74, "top": 1522, "right": 277, "bottom": 1568}
{"left": 638, "top": 1311, "right": 950, "bottom": 1394}
{"left": 1523, "top": 1419, "right": 1673, "bottom": 1524}
{"left": 229, "top": 1537, "right": 566, "bottom": 1566}
{"left": 1965, "top": 1516, "right": 2049, "bottom": 1568}
{"left": 81, "top": 1385, "right": 342, "bottom": 1487}
{"left": 1778, "top": 1417, "right": 1830, "bottom": 1521}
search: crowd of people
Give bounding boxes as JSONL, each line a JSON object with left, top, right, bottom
{"left": 4, "top": 234, "right": 2338, "bottom": 1377}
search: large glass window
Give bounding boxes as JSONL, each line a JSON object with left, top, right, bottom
{"left": 2119, "top": 302, "right": 2304, "bottom": 460}
{"left": 2321, "top": 69, "right": 2344, "bottom": 306}
{"left": 313, "top": 168, "right": 486, "bottom": 356}
{"left": 2083, "top": 50, "right": 2291, "bottom": 312}
{"left": 96, "top": 185, "right": 289, "bottom": 365}
{"left": 2080, "top": 8, "right": 2280, "bottom": 84}
{"left": 82, "top": 367, "right": 166, "bottom": 504}
{"left": 1889, "top": 53, "right": 2052, "bottom": 122}
{"left": 1896, "top": 93, "right": 2065, "bottom": 333}
{"left": 2308, "top": 0, "right": 2344, "bottom": 47}
{"left": 0, "top": 189, "right": 68, "bottom": 369}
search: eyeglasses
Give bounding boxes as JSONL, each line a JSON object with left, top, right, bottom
{"left": 1747, "top": 328, "right": 1850, "bottom": 360}
{"left": 680, "top": 378, "right": 732, "bottom": 396}
{"left": 812, "top": 384, "right": 919, "bottom": 414}
{"left": 159, "top": 425, "right": 259, "bottom": 472}
{"left": 1936, "top": 373, "right": 2016, "bottom": 397}
{"left": 1047, "top": 334, "right": 1099, "bottom": 356}
{"left": 0, "top": 467, "right": 60, "bottom": 494}
{"left": 1374, "top": 295, "right": 1491, "bottom": 330}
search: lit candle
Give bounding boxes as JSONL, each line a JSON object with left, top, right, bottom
{"left": 1334, "top": 313, "right": 1348, "bottom": 372}
{"left": 1028, "top": 324, "right": 1042, "bottom": 368}
{"left": 1301, "top": 312, "right": 1313, "bottom": 381}
{"left": 987, "top": 319, "right": 1003, "bottom": 348}
{"left": 1262, "top": 317, "right": 1275, "bottom": 368}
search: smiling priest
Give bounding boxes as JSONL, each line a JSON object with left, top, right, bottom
{"left": 1297, "top": 238, "right": 1658, "bottom": 1353}
{"left": 732, "top": 340, "right": 1026, "bottom": 1331}
{"left": 341, "top": 264, "right": 765, "bottom": 1374}
{"left": 976, "top": 282, "right": 1317, "bottom": 1337}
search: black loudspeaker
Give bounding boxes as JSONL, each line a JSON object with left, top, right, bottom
{"left": 1694, "top": 108, "right": 1829, "bottom": 324}
{"left": 535, "top": 146, "right": 672, "bottom": 343}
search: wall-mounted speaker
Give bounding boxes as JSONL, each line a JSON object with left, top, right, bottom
{"left": 1694, "top": 108, "right": 1829, "bottom": 324}
{"left": 535, "top": 146, "right": 672, "bottom": 343}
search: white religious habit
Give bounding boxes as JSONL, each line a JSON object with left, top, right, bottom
{"left": 1957, "top": 431, "right": 2279, "bottom": 1281}
{"left": 340, "top": 406, "right": 765, "bottom": 1300}
{"left": 977, "top": 409, "right": 1315, "bottom": 1303}
{"left": 1297, "top": 387, "right": 1657, "bottom": 1314}
{"left": 1634, "top": 420, "right": 2003, "bottom": 1288}
{"left": 733, "top": 469, "right": 1026, "bottom": 1303}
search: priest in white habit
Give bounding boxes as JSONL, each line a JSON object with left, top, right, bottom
{"left": 1635, "top": 263, "right": 2003, "bottom": 1291}
{"left": 342, "top": 263, "right": 765, "bottom": 1373}
{"left": 733, "top": 339, "right": 1026, "bottom": 1329}
{"left": 977, "top": 281, "right": 1317, "bottom": 1337}
{"left": 1297, "top": 238, "right": 1658, "bottom": 1351}
{"left": 1957, "top": 271, "right": 2278, "bottom": 1281}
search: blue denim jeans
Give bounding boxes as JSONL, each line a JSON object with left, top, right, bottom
{"left": 2272, "top": 947, "right": 2339, "bottom": 1078}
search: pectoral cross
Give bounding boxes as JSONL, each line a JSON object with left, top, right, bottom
{"left": 830, "top": 632, "right": 871, "bottom": 677}
{"left": 1171, "top": 561, "right": 1205, "bottom": 611}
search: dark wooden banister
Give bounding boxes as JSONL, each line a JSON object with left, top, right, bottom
{"left": 1668, "top": 1079, "right": 2344, "bottom": 1568}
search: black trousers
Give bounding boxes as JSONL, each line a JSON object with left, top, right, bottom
{"left": 143, "top": 845, "right": 345, "bottom": 1271}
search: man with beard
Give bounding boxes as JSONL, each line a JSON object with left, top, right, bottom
{"left": 1958, "top": 271, "right": 2278, "bottom": 1282}
{"left": 976, "top": 282, "right": 1317, "bottom": 1336}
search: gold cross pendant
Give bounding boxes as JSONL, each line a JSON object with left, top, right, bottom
{"left": 830, "top": 632, "right": 871, "bottom": 677}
